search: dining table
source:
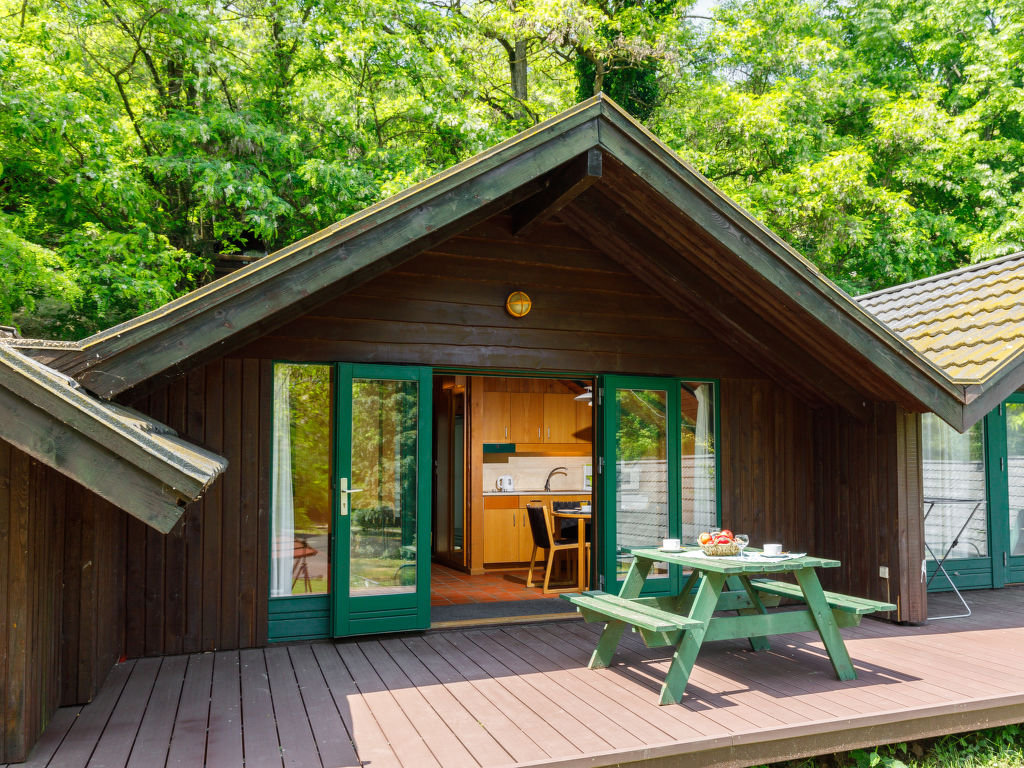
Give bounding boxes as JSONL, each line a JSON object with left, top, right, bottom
{"left": 551, "top": 507, "right": 591, "bottom": 591}
{"left": 565, "top": 546, "right": 896, "bottom": 704}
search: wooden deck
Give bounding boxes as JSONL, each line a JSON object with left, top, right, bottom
{"left": 10, "top": 588, "right": 1024, "bottom": 768}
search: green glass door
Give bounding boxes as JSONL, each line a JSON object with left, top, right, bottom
{"left": 332, "top": 364, "right": 432, "bottom": 636}
{"left": 599, "top": 375, "right": 718, "bottom": 595}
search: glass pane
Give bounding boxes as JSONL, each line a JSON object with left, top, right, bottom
{"left": 922, "top": 413, "right": 987, "bottom": 560}
{"left": 350, "top": 378, "right": 419, "bottom": 595}
{"left": 1007, "top": 404, "right": 1024, "bottom": 555}
{"left": 271, "top": 364, "right": 332, "bottom": 597}
{"left": 615, "top": 388, "right": 669, "bottom": 579}
{"left": 681, "top": 382, "right": 716, "bottom": 544}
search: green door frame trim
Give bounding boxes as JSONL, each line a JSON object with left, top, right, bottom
{"left": 267, "top": 361, "right": 333, "bottom": 643}
{"left": 268, "top": 361, "right": 432, "bottom": 642}
{"left": 332, "top": 363, "right": 433, "bottom": 637}
{"left": 925, "top": 394, "right": 1024, "bottom": 593}
{"left": 598, "top": 375, "right": 721, "bottom": 598}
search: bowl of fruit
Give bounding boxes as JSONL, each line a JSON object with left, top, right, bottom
{"left": 698, "top": 529, "right": 740, "bottom": 556}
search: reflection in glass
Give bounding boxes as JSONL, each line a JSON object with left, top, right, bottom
{"left": 681, "top": 382, "right": 716, "bottom": 544}
{"left": 1007, "top": 404, "right": 1024, "bottom": 555}
{"left": 350, "top": 379, "right": 419, "bottom": 595}
{"left": 271, "top": 364, "right": 332, "bottom": 597}
{"left": 922, "top": 413, "right": 987, "bottom": 559}
{"left": 615, "top": 388, "right": 669, "bottom": 578}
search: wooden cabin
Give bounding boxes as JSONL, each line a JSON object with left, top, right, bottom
{"left": 4, "top": 95, "right": 1024, "bottom": 764}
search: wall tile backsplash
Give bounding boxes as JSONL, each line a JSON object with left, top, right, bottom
{"left": 483, "top": 455, "right": 591, "bottom": 492}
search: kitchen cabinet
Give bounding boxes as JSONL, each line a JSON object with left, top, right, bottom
{"left": 544, "top": 393, "right": 577, "bottom": 443}
{"left": 482, "top": 391, "right": 510, "bottom": 443}
{"left": 483, "top": 497, "right": 534, "bottom": 563}
{"left": 509, "top": 393, "right": 544, "bottom": 443}
{"left": 483, "top": 494, "right": 591, "bottom": 565}
{"left": 575, "top": 399, "right": 593, "bottom": 443}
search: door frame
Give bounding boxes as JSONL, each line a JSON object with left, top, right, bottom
{"left": 331, "top": 363, "right": 433, "bottom": 637}
{"left": 267, "top": 361, "right": 432, "bottom": 642}
{"left": 925, "top": 396, "right": 1024, "bottom": 592}
{"left": 598, "top": 375, "right": 721, "bottom": 597}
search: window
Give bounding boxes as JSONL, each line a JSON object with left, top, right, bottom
{"left": 922, "top": 413, "right": 987, "bottom": 560}
{"left": 271, "top": 363, "right": 332, "bottom": 597}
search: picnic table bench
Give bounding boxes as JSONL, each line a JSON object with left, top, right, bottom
{"left": 564, "top": 546, "right": 896, "bottom": 705}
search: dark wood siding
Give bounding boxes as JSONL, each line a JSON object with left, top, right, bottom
{"left": 719, "top": 379, "right": 816, "bottom": 552}
{"left": 233, "top": 217, "right": 757, "bottom": 379}
{"left": 122, "top": 360, "right": 272, "bottom": 657}
{"left": 0, "top": 444, "right": 125, "bottom": 763}
{"left": 811, "top": 404, "right": 922, "bottom": 622}
{"left": 114, "top": 214, "right": 921, "bottom": 664}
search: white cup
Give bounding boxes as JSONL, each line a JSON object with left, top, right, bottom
{"left": 763, "top": 543, "right": 783, "bottom": 556}
{"left": 580, "top": 504, "right": 591, "bottom": 513}
{"left": 663, "top": 538, "right": 681, "bottom": 550}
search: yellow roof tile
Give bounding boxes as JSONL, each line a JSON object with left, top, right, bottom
{"left": 858, "top": 253, "right": 1024, "bottom": 384}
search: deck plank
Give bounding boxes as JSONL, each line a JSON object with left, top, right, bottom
{"left": 205, "top": 651, "right": 244, "bottom": 768}
{"left": 263, "top": 646, "right": 322, "bottom": 768}
{"left": 166, "top": 652, "right": 214, "bottom": 768}
{"left": 378, "top": 637, "right": 513, "bottom": 766}
{"left": 22, "top": 588, "right": 1024, "bottom": 768}
{"left": 126, "top": 656, "right": 188, "bottom": 768}
{"left": 402, "top": 635, "right": 548, "bottom": 764}
{"left": 87, "top": 657, "right": 161, "bottom": 768}
{"left": 420, "top": 632, "right": 580, "bottom": 759}
{"left": 311, "top": 643, "right": 401, "bottom": 768}
{"left": 360, "top": 641, "right": 480, "bottom": 768}
{"left": 488, "top": 627, "right": 678, "bottom": 744}
{"left": 44, "top": 660, "right": 135, "bottom": 768}
{"left": 339, "top": 642, "right": 443, "bottom": 768}
{"left": 239, "top": 649, "right": 284, "bottom": 768}
{"left": 288, "top": 646, "right": 360, "bottom": 768}
{"left": 19, "top": 706, "right": 82, "bottom": 768}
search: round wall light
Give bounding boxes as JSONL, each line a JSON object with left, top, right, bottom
{"left": 505, "top": 291, "right": 532, "bottom": 318}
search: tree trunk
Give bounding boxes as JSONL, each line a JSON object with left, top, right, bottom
{"left": 510, "top": 39, "right": 528, "bottom": 101}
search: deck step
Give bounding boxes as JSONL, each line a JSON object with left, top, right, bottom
{"left": 562, "top": 591, "right": 702, "bottom": 632}
{"left": 750, "top": 579, "right": 897, "bottom": 614}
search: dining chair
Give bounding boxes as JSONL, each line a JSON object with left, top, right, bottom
{"left": 525, "top": 502, "right": 590, "bottom": 594}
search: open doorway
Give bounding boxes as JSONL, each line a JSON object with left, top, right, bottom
{"left": 432, "top": 374, "right": 595, "bottom": 626}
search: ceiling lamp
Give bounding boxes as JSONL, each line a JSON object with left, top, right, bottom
{"left": 574, "top": 385, "right": 593, "bottom": 406}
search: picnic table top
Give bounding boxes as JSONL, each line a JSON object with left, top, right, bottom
{"left": 626, "top": 546, "right": 841, "bottom": 574}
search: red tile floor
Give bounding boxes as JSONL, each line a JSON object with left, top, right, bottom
{"left": 430, "top": 562, "right": 570, "bottom": 605}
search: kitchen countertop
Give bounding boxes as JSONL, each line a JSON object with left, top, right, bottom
{"left": 483, "top": 490, "right": 592, "bottom": 496}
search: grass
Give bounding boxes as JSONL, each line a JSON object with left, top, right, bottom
{"left": 758, "top": 725, "right": 1024, "bottom": 768}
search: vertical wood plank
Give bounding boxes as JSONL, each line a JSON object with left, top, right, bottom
{"left": 256, "top": 360, "right": 272, "bottom": 647}
{"left": 238, "top": 359, "right": 261, "bottom": 648}
{"left": 203, "top": 361, "right": 224, "bottom": 651}
{"left": 220, "top": 360, "right": 242, "bottom": 650}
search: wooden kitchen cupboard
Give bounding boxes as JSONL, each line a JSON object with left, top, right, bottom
{"left": 482, "top": 391, "right": 510, "bottom": 442}
{"left": 509, "top": 393, "right": 544, "bottom": 443}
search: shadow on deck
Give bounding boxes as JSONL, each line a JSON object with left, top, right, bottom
{"left": 10, "top": 588, "right": 1024, "bottom": 768}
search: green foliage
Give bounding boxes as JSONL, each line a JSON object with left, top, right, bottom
{"left": 756, "top": 724, "right": 1024, "bottom": 768}
{"left": 0, "top": 215, "right": 79, "bottom": 325}
{"left": 2, "top": 0, "right": 1022, "bottom": 340}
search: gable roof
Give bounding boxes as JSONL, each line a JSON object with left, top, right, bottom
{"left": 31, "top": 94, "right": 997, "bottom": 431}
{"left": 0, "top": 343, "right": 227, "bottom": 532}
{"left": 858, "top": 252, "right": 1024, "bottom": 425}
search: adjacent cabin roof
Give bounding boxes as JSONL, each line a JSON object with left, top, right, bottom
{"left": 0, "top": 343, "right": 227, "bottom": 533}
{"left": 25, "top": 94, "right": 1004, "bottom": 431}
{"left": 859, "top": 252, "right": 1024, "bottom": 427}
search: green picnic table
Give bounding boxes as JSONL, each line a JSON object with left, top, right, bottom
{"left": 563, "top": 547, "right": 896, "bottom": 705}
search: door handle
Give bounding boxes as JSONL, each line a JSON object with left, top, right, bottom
{"left": 338, "top": 478, "right": 364, "bottom": 516}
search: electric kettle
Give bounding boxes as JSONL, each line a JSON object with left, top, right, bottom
{"left": 496, "top": 475, "right": 514, "bottom": 492}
